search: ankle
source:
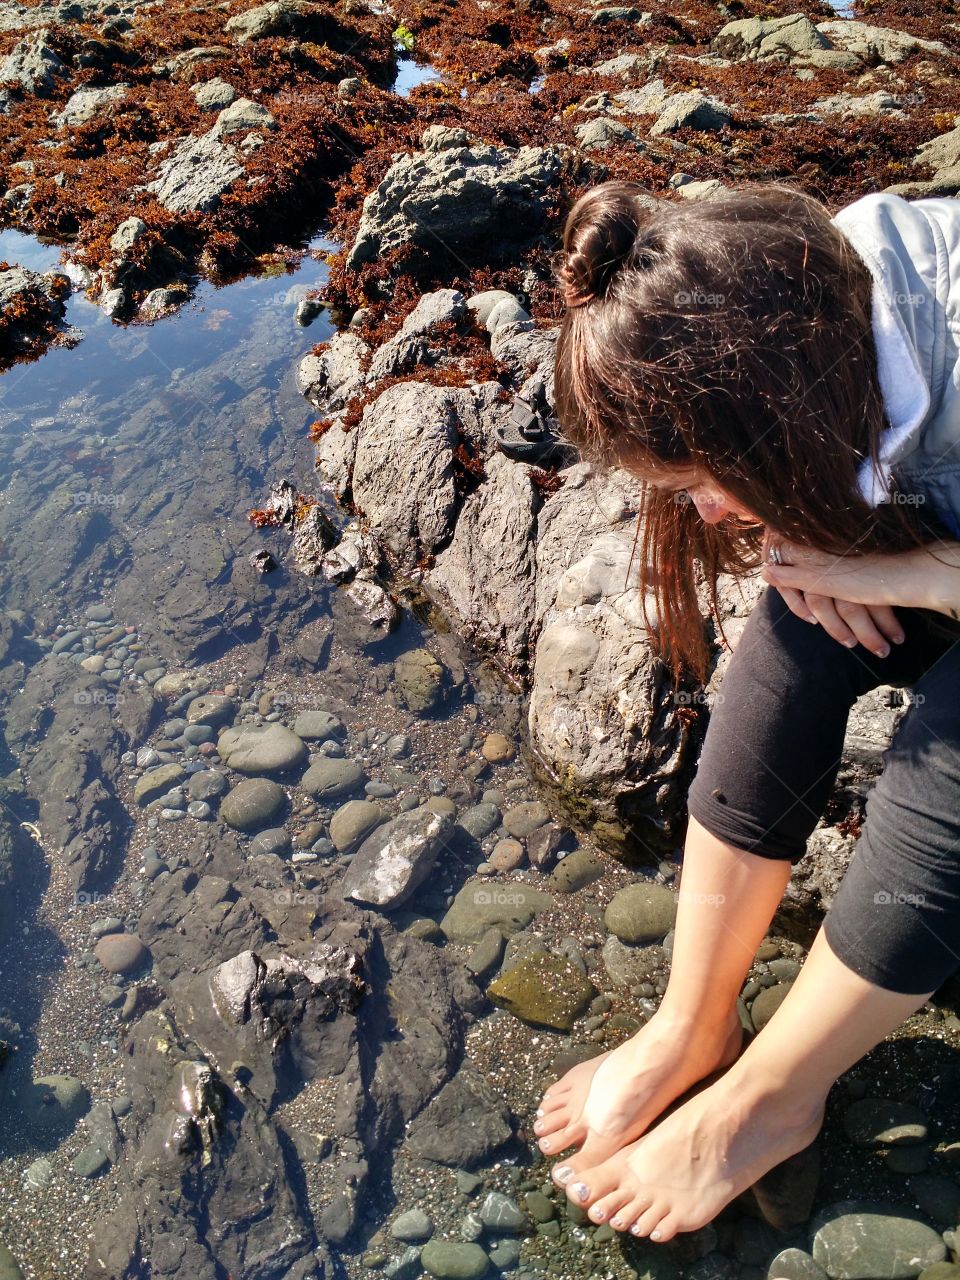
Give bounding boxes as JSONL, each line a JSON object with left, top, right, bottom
{"left": 722, "top": 1056, "right": 830, "bottom": 1126}
{"left": 644, "top": 1001, "right": 741, "bottom": 1047}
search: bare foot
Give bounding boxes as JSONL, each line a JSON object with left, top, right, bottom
{"left": 533, "top": 1008, "right": 743, "bottom": 1168}
{"left": 553, "top": 1067, "right": 825, "bottom": 1242}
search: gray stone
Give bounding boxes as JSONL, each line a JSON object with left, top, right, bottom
{"left": 420, "top": 1241, "right": 490, "bottom": 1279}
{"left": 466, "top": 289, "right": 516, "bottom": 327}
{"left": 601, "top": 936, "right": 663, "bottom": 988}
{"left": 220, "top": 777, "right": 286, "bottom": 831}
{"left": 458, "top": 803, "right": 501, "bottom": 839}
{"left": 843, "top": 1099, "right": 929, "bottom": 1148}
{"left": 51, "top": 85, "right": 127, "bottom": 128}
{"left": 73, "top": 1143, "right": 111, "bottom": 1178}
{"left": 811, "top": 1202, "right": 947, "bottom": 1279}
{"left": 390, "top": 1209, "right": 435, "bottom": 1242}
{"left": 297, "top": 329, "right": 370, "bottom": 416}
{"left": 23, "top": 1075, "right": 90, "bottom": 1139}
{"left": 502, "top": 801, "right": 549, "bottom": 839}
{"left": 191, "top": 77, "right": 236, "bottom": 110}
{"left": 394, "top": 647, "right": 445, "bottom": 712}
{"left": 406, "top": 1069, "right": 512, "bottom": 1168}
{"left": 346, "top": 137, "right": 564, "bottom": 269}
{"left": 146, "top": 130, "right": 245, "bottom": 214}
{"left": 0, "top": 265, "right": 69, "bottom": 355}
{"left": 815, "top": 19, "right": 952, "bottom": 64}
{"left": 340, "top": 807, "right": 455, "bottom": 910}
{"left": 766, "top": 1249, "right": 829, "bottom": 1280}
{"left": 0, "top": 31, "right": 64, "bottom": 93}
{"left": 441, "top": 879, "right": 555, "bottom": 943}
{"left": 479, "top": 1191, "right": 525, "bottom": 1234}
{"left": 0, "top": 1241, "right": 25, "bottom": 1279}
{"left": 329, "top": 799, "right": 386, "bottom": 852}
{"left": 95, "top": 932, "right": 148, "bottom": 974}
{"left": 213, "top": 96, "right": 276, "bottom": 136}
{"left": 186, "top": 693, "right": 235, "bottom": 726}
{"left": 248, "top": 827, "right": 292, "bottom": 856}
{"left": 217, "top": 723, "right": 306, "bottom": 773}
{"left": 109, "top": 216, "right": 147, "bottom": 255}
{"left": 366, "top": 288, "right": 467, "bottom": 382}
{"left": 650, "top": 91, "right": 733, "bottom": 136}
{"left": 713, "top": 14, "right": 830, "bottom": 61}
{"left": 134, "top": 764, "right": 186, "bottom": 806}
{"left": 301, "top": 756, "right": 366, "bottom": 799}
{"left": 485, "top": 297, "right": 530, "bottom": 333}
{"left": 548, "top": 848, "right": 604, "bottom": 893}
{"left": 187, "top": 769, "right": 228, "bottom": 801}
{"left": 604, "top": 882, "right": 677, "bottom": 943}
{"left": 293, "top": 710, "right": 345, "bottom": 741}
{"left": 575, "top": 116, "right": 639, "bottom": 151}
{"left": 225, "top": 0, "right": 321, "bottom": 41}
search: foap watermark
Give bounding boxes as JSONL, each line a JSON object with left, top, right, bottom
{"left": 673, "top": 689, "right": 724, "bottom": 707}
{"left": 74, "top": 890, "right": 110, "bottom": 906}
{"left": 874, "top": 890, "right": 926, "bottom": 906}
{"left": 674, "top": 289, "right": 725, "bottom": 307}
{"left": 885, "top": 689, "right": 925, "bottom": 708}
{"left": 74, "top": 689, "right": 126, "bottom": 706}
{"left": 473, "top": 690, "right": 523, "bottom": 707}
{"left": 677, "top": 890, "right": 726, "bottom": 906}
{"left": 73, "top": 490, "right": 125, "bottom": 508}
{"left": 878, "top": 490, "right": 926, "bottom": 506}
{"left": 473, "top": 888, "right": 527, "bottom": 906}
{"left": 273, "top": 888, "right": 323, "bottom": 907}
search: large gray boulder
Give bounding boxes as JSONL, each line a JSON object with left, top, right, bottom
{"left": 351, "top": 382, "right": 461, "bottom": 568}
{"left": 528, "top": 526, "right": 695, "bottom": 860}
{"left": 346, "top": 133, "right": 566, "bottom": 269}
{"left": 366, "top": 288, "right": 467, "bottom": 383}
{"left": 814, "top": 19, "right": 953, "bottom": 64}
{"left": 146, "top": 130, "right": 245, "bottom": 214}
{"left": 0, "top": 31, "right": 64, "bottom": 92}
{"left": 427, "top": 452, "right": 538, "bottom": 669}
{"left": 712, "top": 14, "right": 831, "bottom": 60}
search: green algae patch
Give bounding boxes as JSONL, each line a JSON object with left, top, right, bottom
{"left": 487, "top": 950, "right": 595, "bottom": 1032}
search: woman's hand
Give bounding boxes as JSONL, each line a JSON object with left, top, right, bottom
{"left": 758, "top": 535, "right": 927, "bottom": 658}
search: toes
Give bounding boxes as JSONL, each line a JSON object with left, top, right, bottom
{"left": 610, "top": 1191, "right": 655, "bottom": 1233}
{"left": 587, "top": 1188, "right": 634, "bottom": 1226}
{"left": 564, "top": 1162, "right": 621, "bottom": 1209}
{"left": 537, "top": 1119, "right": 583, "bottom": 1155}
{"left": 630, "top": 1201, "right": 669, "bottom": 1239}
{"left": 649, "top": 1211, "right": 681, "bottom": 1243}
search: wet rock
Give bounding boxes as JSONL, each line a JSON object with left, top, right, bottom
{"left": 247, "top": 827, "right": 291, "bottom": 857}
{"left": 750, "top": 982, "right": 792, "bottom": 1032}
{"left": 346, "top": 134, "right": 565, "bottom": 269}
{"left": 489, "top": 839, "right": 524, "bottom": 872}
{"left": 442, "top": 880, "right": 555, "bottom": 943}
{"left": 95, "top": 932, "right": 149, "bottom": 975}
{"left": 366, "top": 288, "right": 467, "bottom": 382}
{"left": 301, "top": 756, "right": 366, "bottom": 799}
{"left": 329, "top": 799, "right": 386, "bottom": 852}
{"left": 0, "top": 31, "right": 64, "bottom": 93}
{"left": 293, "top": 709, "right": 344, "bottom": 740}
{"left": 0, "top": 264, "right": 70, "bottom": 361}
{"left": 146, "top": 130, "right": 245, "bottom": 213}
{"left": 479, "top": 1191, "right": 525, "bottom": 1234}
{"left": 907, "top": 1174, "right": 960, "bottom": 1226}
{"left": 23, "top": 1075, "right": 90, "bottom": 1141}
{"left": 428, "top": 452, "right": 538, "bottom": 665}
{"left": 843, "top": 1099, "right": 929, "bottom": 1148}
{"left": 601, "top": 936, "right": 662, "bottom": 988}
{"left": 391, "top": 1209, "right": 435, "bottom": 1242}
{"left": 811, "top": 1202, "right": 947, "bottom": 1279}
{"left": 0, "top": 812, "right": 33, "bottom": 950}
{"left": 340, "top": 807, "right": 455, "bottom": 910}
{"left": 766, "top": 1249, "right": 830, "bottom": 1280}
{"left": 225, "top": 0, "right": 324, "bottom": 41}
{"left": 548, "top": 848, "right": 604, "bottom": 893}
{"left": 467, "top": 927, "right": 506, "bottom": 978}
{"left": 406, "top": 1068, "right": 513, "bottom": 1168}
{"left": 394, "top": 647, "right": 445, "bottom": 713}
{"left": 0, "top": 1241, "right": 25, "bottom": 1280}
{"left": 502, "top": 801, "right": 549, "bottom": 839}
{"left": 458, "top": 803, "right": 500, "bottom": 838}
{"left": 187, "top": 769, "right": 228, "bottom": 802}
{"left": 217, "top": 722, "right": 306, "bottom": 773}
{"left": 220, "top": 777, "right": 286, "bottom": 831}
{"left": 420, "top": 1241, "right": 490, "bottom": 1280}
{"left": 481, "top": 733, "right": 514, "bottom": 763}
{"left": 604, "top": 882, "right": 677, "bottom": 943}
{"left": 487, "top": 950, "right": 594, "bottom": 1031}
{"left": 712, "top": 14, "right": 830, "bottom": 60}
{"left": 186, "top": 693, "right": 235, "bottom": 726}
{"left": 297, "top": 329, "right": 369, "bottom": 415}
{"left": 352, "top": 383, "right": 460, "bottom": 569}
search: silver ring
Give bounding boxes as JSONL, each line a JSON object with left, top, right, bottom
{"left": 768, "top": 544, "right": 783, "bottom": 565}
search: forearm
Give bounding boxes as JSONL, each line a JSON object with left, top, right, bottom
{"left": 924, "top": 541, "right": 960, "bottom": 618}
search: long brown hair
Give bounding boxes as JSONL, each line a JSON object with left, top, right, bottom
{"left": 554, "top": 180, "right": 945, "bottom": 683}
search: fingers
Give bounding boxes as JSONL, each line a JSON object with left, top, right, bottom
{"left": 803, "top": 594, "right": 892, "bottom": 658}
{"left": 775, "top": 585, "right": 819, "bottom": 625}
{"left": 864, "top": 604, "right": 905, "bottom": 646}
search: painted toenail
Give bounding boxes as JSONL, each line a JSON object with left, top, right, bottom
{"left": 572, "top": 1182, "right": 590, "bottom": 1203}
{"left": 651, "top": 1230, "right": 662, "bottom": 1241}
{"left": 533, "top": 1120, "right": 543, "bottom": 1133}
{"left": 591, "top": 1208, "right": 605, "bottom": 1221}
{"left": 554, "top": 1166, "right": 572, "bottom": 1183}
{"left": 611, "top": 1218, "right": 623, "bottom": 1230}
{"left": 535, "top": 1108, "right": 544, "bottom": 1117}
{"left": 631, "top": 1224, "right": 642, "bottom": 1235}
{"left": 539, "top": 1141, "right": 551, "bottom": 1152}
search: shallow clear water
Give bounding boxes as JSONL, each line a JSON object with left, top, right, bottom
{"left": 392, "top": 54, "right": 443, "bottom": 96}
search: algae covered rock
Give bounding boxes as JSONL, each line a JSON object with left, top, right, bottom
{"left": 487, "top": 950, "right": 594, "bottom": 1031}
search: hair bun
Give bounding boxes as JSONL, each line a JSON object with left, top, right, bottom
{"left": 558, "top": 182, "right": 659, "bottom": 309}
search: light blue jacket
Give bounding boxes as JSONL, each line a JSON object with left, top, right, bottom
{"left": 831, "top": 191, "right": 960, "bottom": 538}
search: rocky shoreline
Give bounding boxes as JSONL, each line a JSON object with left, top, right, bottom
{"left": 4, "top": 0, "right": 960, "bottom": 1277}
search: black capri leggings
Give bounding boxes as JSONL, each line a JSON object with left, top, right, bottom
{"left": 687, "top": 586, "right": 960, "bottom": 996}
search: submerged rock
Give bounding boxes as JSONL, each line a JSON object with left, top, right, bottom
{"left": 217, "top": 723, "right": 306, "bottom": 773}
{"left": 340, "top": 807, "right": 455, "bottom": 910}
{"left": 810, "top": 1202, "right": 947, "bottom": 1278}
{"left": 487, "top": 950, "right": 594, "bottom": 1031}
